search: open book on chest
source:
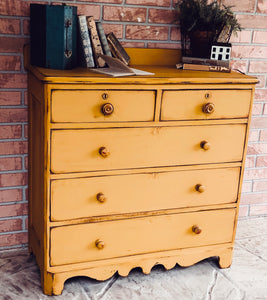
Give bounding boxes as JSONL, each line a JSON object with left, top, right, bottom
{"left": 91, "top": 54, "right": 154, "bottom": 77}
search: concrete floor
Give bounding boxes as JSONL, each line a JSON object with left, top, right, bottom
{"left": 1, "top": 217, "right": 267, "bottom": 300}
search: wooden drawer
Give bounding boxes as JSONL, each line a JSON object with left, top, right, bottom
{"left": 50, "top": 208, "right": 236, "bottom": 266}
{"left": 51, "top": 124, "right": 246, "bottom": 173}
{"left": 161, "top": 89, "right": 251, "bottom": 121}
{"left": 51, "top": 167, "right": 240, "bottom": 221}
{"left": 51, "top": 90, "right": 155, "bottom": 123}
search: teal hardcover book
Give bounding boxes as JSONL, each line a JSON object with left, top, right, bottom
{"left": 30, "top": 4, "right": 77, "bottom": 70}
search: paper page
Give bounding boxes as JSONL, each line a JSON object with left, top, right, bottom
{"left": 130, "top": 68, "right": 154, "bottom": 76}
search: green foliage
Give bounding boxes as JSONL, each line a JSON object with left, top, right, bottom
{"left": 175, "top": 0, "right": 241, "bottom": 37}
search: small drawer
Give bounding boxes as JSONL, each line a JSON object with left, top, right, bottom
{"left": 50, "top": 208, "right": 236, "bottom": 266}
{"left": 161, "top": 89, "right": 251, "bottom": 121}
{"left": 51, "top": 89, "right": 155, "bottom": 123}
{"left": 51, "top": 124, "right": 246, "bottom": 174}
{"left": 50, "top": 167, "right": 240, "bottom": 221}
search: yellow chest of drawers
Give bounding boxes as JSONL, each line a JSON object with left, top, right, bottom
{"left": 27, "top": 49, "right": 257, "bottom": 295}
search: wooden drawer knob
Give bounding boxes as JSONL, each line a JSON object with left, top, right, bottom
{"left": 202, "top": 102, "right": 215, "bottom": 114}
{"left": 95, "top": 239, "right": 105, "bottom": 249}
{"left": 99, "top": 147, "right": 110, "bottom": 158}
{"left": 200, "top": 141, "right": 211, "bottom": 150}
{"left": 101, "top": 103, "right": 114, "bottom": 116}
{"left": 192, "top": 225, "right": 202, "bottom": 234}
{"left": 195, "top": 184, "right": 205, "bottom": 193}
{"left": 102, "top": 93, "right": 109, "bottom": 100}
{"left": 96, "top": 192, "right": 106, "bottom": 203}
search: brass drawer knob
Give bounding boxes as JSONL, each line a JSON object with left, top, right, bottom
{"left": 96, "top": 192, "right": 106, "bottom": 203}
{"left": 99, "top": 147, "right": 110, "bottom": 158}
{"left": 202, "top": 102, "right": 215, "bottom": 114}
{"left": 95, "top": 239, "right": 105, "bottom": 249}
{"left": 192, "top": 225, "right": 202, "bottom": 234}
{"left": 101, "top": 103, "right": 114, "bottom": 116}
{"left": 200, "top": 141, "right": 211, "bottom": 150}
{"left": 195, "top": 184, "right": 205, "bottom": 193}
{"left": 102, "top": 93, "right": 109, "bottom": 100}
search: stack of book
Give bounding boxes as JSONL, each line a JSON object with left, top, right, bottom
{"left": 78, "top": 15, "right": 130, "bottom": 69}
{"left": 177, "top": 56, "right": 231, "bottom": 73}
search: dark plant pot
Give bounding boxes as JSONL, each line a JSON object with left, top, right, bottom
{"left": 189, "top": 31, "right": 214, "bottom": 58}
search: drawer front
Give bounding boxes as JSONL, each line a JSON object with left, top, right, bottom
{"left": 50, "top": 209, "right": 236, "bottom": 266}
{"left": 51, "top": 90, "right": 155, "bottom": 123}
{"left": 51, "top": 124, "right": 246, "bottom": 173}
{"left": 161, "top": 89, "right": 251, "bottom": 121}
{"left": 51, "top": 167, "right": 240, "bottom": 221}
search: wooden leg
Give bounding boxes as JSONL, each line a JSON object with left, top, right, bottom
{"left": 218, "top": 248, "right": 233, "bottom": 269}
{"left": 41, "top": 271, "right": 54, "bottom": 296}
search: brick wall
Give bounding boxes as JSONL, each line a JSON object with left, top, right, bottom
{"left": 0, "top": 0, "right": 266, "bottom": 251}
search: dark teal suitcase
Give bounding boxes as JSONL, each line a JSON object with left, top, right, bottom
{"left": 30, "top": 4, "right": 77, "bottom": 70}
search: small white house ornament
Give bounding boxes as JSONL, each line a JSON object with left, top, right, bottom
{"left": 210, "top": 43, "right": 231, "bottom": 61}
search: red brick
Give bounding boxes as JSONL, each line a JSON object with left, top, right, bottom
{"left": 254, "top": 89, "right": 267, "bottom": 102}
{"left": 0, "top": 74, "right": 27, "bottom": 89}
{"left": 264, "top": 103, "right": 267, "bottom": 115}
{"left": 257, "top": 0, "right": 267, "bottom": 13}
{"left": 79, "top": 0, "right": 122, "bottom": 2}
{"left": 0, "top": 37, "right": 29, "bottom": 53}
{"left": 230, "top": 60, "right": 248, "bottom": 74}
{"left": 147, "top": 42, "right": 180, "bottom": 49}
{"left": 260, "top": 130, "right": 267, "bottom": 141}
{"left": 126, "top": 0, "right": 171, "bottom": 6}
{"left": 0, "top": 232, "right": 28, "bottom": 247}
{"left": 76, "top": 4, "right": 101, "bottom": 20}
{"left": 0, "top": 172, "right": 28, "bottom": 187}
{"left": 256, "top": 156, "right": 267, "bottom": 167}
{"left": 0, "top": 219, "right": 22, "bottom": 233}
{"left": 251, "top": 117, "right": 267, "bottom": 129}
{"left": 253, "top": 31, "right": 267, "bottom": 44}
{"left": 0, "top": 108, "right": 27, "bottom": 123}
{"left": 122, "top": 42, "right": 146, "bottom": 48}
{"left": 0, "top": 55, "right": 21, "bottom": 71}
{"left": 0, "top": 125, "right": 22, "bottom": 139}
{"left": 170, "top": 27, "right": 181, "bottom": 41}
{"left": 0, "top": 0, "right": 30, "bottom": 16}
{"left": 24, "top": 156, "right": 28, "bottom": 170}
{"left": 0, "top": 18, "right": 20, "bottom": 34}
{"left": 0, "top": 141, "right": 28, "bottom": 155}
{"left": 255, "top": 76, "right": 266, "bottom": 89}
{"left": 0, "top": 91, "right": 21, "bottom": 106}
{"left": 126, "top": 25, "right": 169, "bottom": 40}
{"left": 248, "top": 130, "right": 259, "bottom": 142}
{"left": 102, "top": 24, "right": 123, "bottom": 38}
{"left": 252, "top": 103, "right": 263, "bottom": 115}
{"left": 148, "top": 8, "right": 177, "bottom": 24}
{"left": 241, "top": 181, "right": 252, "bottom": 193}
{"left": 244, "top": 168, "right": 267, "bottom": 180}
{"left": 221, "top": 0, "right": 256, "bottom": 12}
{"left": 247, "top": 143, "right": 267, "bottom": 154}
{"left": 103, "top": 6, "right": 146, "bottom": 22}
{"left": 24, "top": 91, "right": 28, "bottom": 106}
{"left": 241, "top": 192, "right": 267, "bottom": 205}
{"left": 238, "top": 205, "right": 249, "bottom": 217}
{"left": 237, "top": 15, "right": 267, "bottom": 30}
{"left": 230, "top": 30, "right": 251, "bottom": 43}
{"left": 0, "top": 203, "right": 28, "bottom": 218}
{"left": 245, "top": 156, "right": 255, "bottom": 168}
{"left": 0, "top": 157, "right": 22, "bottom": 171}
{"left": 23, "top": 19, "right": 29, "bottom": 35}
{"left": 24, "top": 124, "right": 28, "bottom": 139}
{"left": 253, "top": 180, "right": 267, "bottom": 192}
{"left": 232, "top": 45, "right": 267, "bottom": 59}
{"left": 0, "top": 189, "right": 23, "bottom": 203}
{"left": 250, "top": 204, "right": 267, "bottom": 216}
{"left": 24, "top": 217, "right": 28, "bottom": 230}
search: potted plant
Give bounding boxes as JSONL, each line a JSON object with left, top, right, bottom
{"left": 174, "top": 0, "right": 241, "bottom": 58}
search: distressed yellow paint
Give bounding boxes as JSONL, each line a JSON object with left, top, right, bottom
{"left": 27, "top": 48, "right": 257, "bottom": 295}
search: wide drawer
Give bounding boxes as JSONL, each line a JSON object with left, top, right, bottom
{"left": 161, "top": 89, "right": 251, "bottom": 121}
{"left": 51, "top": 90, "right": 155, "bottom": 123}
{"left": 51, "top": 167, "right": 240, "bottom": 221}
{"left": 50, "top": 208, "right": 236, "bottom": 266}
{"left": 51, "top": 124, "right": 246, "bottom": 173}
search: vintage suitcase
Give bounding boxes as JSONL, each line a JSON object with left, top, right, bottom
{"left": 30, "top": 4, "right": 77, "bottom": 70}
